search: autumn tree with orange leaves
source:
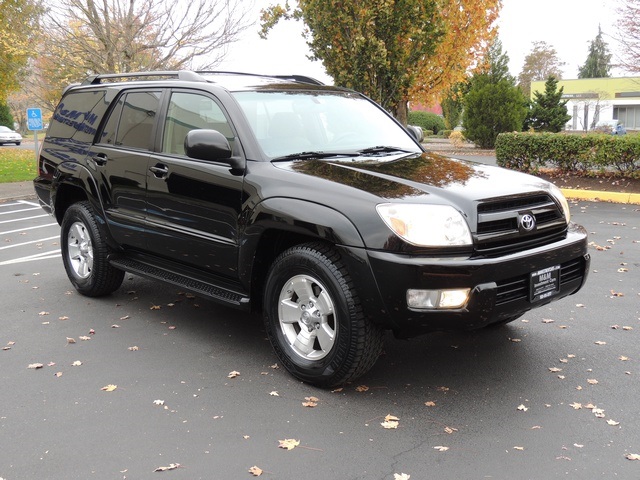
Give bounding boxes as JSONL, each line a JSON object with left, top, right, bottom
{"left": 410, "top": 0, "right": 501, "bottom": 108}
{"left": 260, "top": 0, "right": 501, "bottom": 125}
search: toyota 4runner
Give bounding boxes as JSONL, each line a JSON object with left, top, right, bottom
{"left": 34, "top": 71, "right": 590, "bottom": 387}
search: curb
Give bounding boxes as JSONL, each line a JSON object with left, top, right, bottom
{"left": 561, "top": 188, "right": 640, "bottom": 205}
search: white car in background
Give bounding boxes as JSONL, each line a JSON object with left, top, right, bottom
{"left": 0, "top": 125, "right": 22, "bottom": 145}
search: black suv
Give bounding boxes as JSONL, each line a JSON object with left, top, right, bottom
{"left": 34, "top": 71, "right": 589, "bottom": 387}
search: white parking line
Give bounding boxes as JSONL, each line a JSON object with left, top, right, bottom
{"left": 0, "top": 235, "right": 59, "bottom": 250}
{"left": 0, "top": 214, "right": 49, "bottom": 224}
{"left": 0, "top": 206, "right": 42, "bottom": 216}
{"left": 18, "top": 200, "right": 41, "bottom": 207}
{"left": 0, "top": 249, "right": 61, "bottom": 266}
{"left": 0, "top": 223, "right": 59, "bottom": 235}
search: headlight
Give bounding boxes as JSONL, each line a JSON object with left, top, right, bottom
{"left": 548, "top": 183, "right": 571, "bottom": 223}
{"left": 376, "top": 203, "right": 472, "bottom": 247}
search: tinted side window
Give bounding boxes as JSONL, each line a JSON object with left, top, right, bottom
{"left": 48, "top": 90, "right": 108, "bottom": 142}
{"left": 162, "top": 92, "right": 234, "bottom": 155}
{"left": 114, "top": 91, "right": 161, "bottom": 150}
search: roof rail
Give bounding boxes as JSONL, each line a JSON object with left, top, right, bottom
{"left": 80, "top": 70, "right": 207, "bottom": 85}
{"left": 194, "top": 71, "right": 325, "bottom": 86}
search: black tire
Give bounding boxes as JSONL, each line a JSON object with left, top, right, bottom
{"left": 263, "top": 242, "right": 384, "bottom": 387}
{"left": 60, "top": 201, "right": 124, "bottom": 297}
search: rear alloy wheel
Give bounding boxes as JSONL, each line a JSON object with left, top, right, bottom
{"left": 264, "top": 242, "right": 384, "bottom": 387}
{"left": 61, "top": 201, "right": 124, "bottom": 297}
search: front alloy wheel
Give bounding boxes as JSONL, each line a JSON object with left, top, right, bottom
{"left": 264, "top": 242, "right": 384, "bottom": 387}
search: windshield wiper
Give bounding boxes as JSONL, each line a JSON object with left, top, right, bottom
{"left": 357, "top": 145, "right": 414, "bottom": 156}
{"left": 271, "top": 151, "right": 358, "bottom": 162}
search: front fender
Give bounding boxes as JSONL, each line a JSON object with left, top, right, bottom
{"left": 245, "top": 197, "right": 365, "bottom": 248}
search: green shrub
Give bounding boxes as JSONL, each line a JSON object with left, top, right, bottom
{"left": 423, "top": 129, "right": 434, "bottom": 137}
{"left": 407, "top": 111, "right": 445, "bottom": 134}
{"left": 495, "top": 132, "right": 640, "bottom": 176}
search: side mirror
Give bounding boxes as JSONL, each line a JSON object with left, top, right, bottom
{"left": 406, "top": 125, "right": 424, "bottom": 143}
{"left": 184, "top": 129, "right": 243, "bottom": 169}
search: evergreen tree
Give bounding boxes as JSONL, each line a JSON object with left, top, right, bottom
{"left": 578, "top": 26, "right": 612, "bottom": 78}
{"left": 0, "top": 103, "right": 15, "bottom": 128}
{"left": 463, "top": 41, "right": 527, "bottom": 149}
{"left": 525, "top": 76, "right": 571, "bottom": 132}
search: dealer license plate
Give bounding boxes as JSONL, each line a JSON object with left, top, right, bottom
{"left": 530, "top": 265, "right": 560, "bottom": 303}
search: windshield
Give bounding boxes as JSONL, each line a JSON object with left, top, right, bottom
{"left": 232, "top": 90, "right": 421, "bottom": 159}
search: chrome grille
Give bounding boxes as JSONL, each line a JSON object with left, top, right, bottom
{"left": 475, "top": 193, "right": 566, "bottom": 255}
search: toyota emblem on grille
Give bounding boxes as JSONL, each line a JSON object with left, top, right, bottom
{"left": 520, "top": 213, "right": 536, "bottom": 232}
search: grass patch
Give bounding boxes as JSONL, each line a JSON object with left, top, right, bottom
{"left": 0, "top": 149, "right": 37, "bottom": 183}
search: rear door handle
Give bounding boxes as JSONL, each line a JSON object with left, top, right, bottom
{"left": 149, "top": 164, "right": 169, "bottom": 178}
{"left": 91, "top": 153, "right": 108, "bottom": 166}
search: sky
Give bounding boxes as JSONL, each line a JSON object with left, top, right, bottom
{"left": 216, "top": 0, "right": 623, "bottom": 85}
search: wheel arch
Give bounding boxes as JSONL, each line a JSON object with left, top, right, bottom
{"left": 241, "top": 198, "right": 391, "bottom": 328}
{"left": 51, "top": 162, "right": 103, "bottom": 225}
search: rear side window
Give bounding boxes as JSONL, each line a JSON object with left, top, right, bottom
{"left": 48, "top": 90, "right": 108, "bottom": 142}
{"left": 101, "top": 91, "right": 161, "bottom": 150}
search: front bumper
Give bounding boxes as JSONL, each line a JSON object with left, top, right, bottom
{"left": 364, "top": 223, "right": 589, "bottom": 337}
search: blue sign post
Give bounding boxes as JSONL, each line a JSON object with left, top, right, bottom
{"left": 27, "top": 108, "right": 44, "bottom": 161}
{"left": 27, "top": 108, "right": 43, "bottom": 131}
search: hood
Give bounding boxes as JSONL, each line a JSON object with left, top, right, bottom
{"left": 283, "top": 152, "right": 555, "bottom": 206}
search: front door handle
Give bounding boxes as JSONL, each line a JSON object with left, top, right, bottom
{"left": 149, "top": 164, "right": 169, "bottom": 178}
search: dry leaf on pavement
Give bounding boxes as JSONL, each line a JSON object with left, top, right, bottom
{"left": 278, "top": 439, "right": 300, "bottom": 450}
{"left": 153, "top": 463, "right": 181, "bottom": 472}
{"left": 101, "top": 384, "right": 117, "bottom": 392}
{"left": 248, "top": 465, "right": 263, "bottom": 476}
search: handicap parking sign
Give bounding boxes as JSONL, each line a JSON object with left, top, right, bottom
{"left": 27, "top": 108, "right": 43, "bottom": 131}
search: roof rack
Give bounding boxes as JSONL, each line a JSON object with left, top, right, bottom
{"left": 78, "top": 70, "right": 326, "bottom": 87}
{"left": 194, "top": 71, "right": 325, "bottom": 86}
{"left": 81, "top": 71, "right": 207, "bottom": 85}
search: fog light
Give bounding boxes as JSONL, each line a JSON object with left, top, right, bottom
{"left": 407, "top": 288, "right": 470, "bottom": 310}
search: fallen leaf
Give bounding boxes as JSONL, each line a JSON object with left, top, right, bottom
{"left": 71, "top": 360, "right": 82, "bottom": 366}
{"left": 610, "top": 290, "right": 624, "bottom": 297}
{"left": 425, "top": 401, "right": 436, "bottom": 407}
{"left": 542, "top": 318, "right": 555, "bottom": 323}
{"left": 66, "top": 337, "right": 76, "bottom": 344}
{"left": 89, "top": 329, "right": 95, "bottom": 334}
{"left": 228, "top": 371, "right": 240, "bottom": 379}
{"left": 510, "top": 338, "right": 521, "bottom": 343}
{"left": 623, "top": 326, "right": 633, "bottom": 331}
{"left": 574, "top": 443, "right": 584, "bottom": 448}
{"left": 381, "top": 414, "right": 400, "bottom": 429}
{"left": 150, "top": 305, "right": 161, "bottom": 310}
{"left": 548, "top": 367, "right": 562, "bottom": 373}
{"left": 111, "top": 324, "right": 120, "bottom": 328}
{"left": 154, "top": 463, "right": 181, "bottom": 472}
{"left": 355, "top": 385, "right": 369, "bottom": 392}
{"left": 79, "top": 336, "right": 91, "bottom": 341}
{"left": 594, "top": 341, "right": 607, "bottom": 345}
{"left": 270, "top": 363, "right": 279, "bottom": 369}
{"left": 587, "top": 379, "right": 598, "bottom": 385}
{"left": 569, "top": 402, "right": 582, "bottom": 410}
{"left": 444, "top": 426, "right": 458, "bottom": 434}
{"left": 619, "top": 355, "right": 629, "bottom": 361}
{"left": 128, "top": 346, "right": 139, "bottom": 351}
{"left": 514, "top": 446, "right": 524, "bottom": 451}
{"left": 618, "top": 267, "right": 629, "bottom": 273}
{"left": 59, "top": 316, "right": 69, "bottom": 320}
{"left": 101, "top": 384, "right": 117, "bottom": 392}
{"left": 607, "top": 419, "right": 620, "bottom": 426}
{"left": 38, "top": 311, "right": 49, "bottom": 316}
{"left": 54, "top": 371, "right": 63, "bottom": 377}
{"left": 28, "top": 363, "right": 44, "bottom": 369}
{"left": 278, "top": 438, "right": 300, "bottom": 450}
{"left": 248, "top": 465, "right": 263, "bottom": 476}
{"left": 517, "top": 404, "right": 529, "bottom": 412}
{"left": 269, "top": 391, "right": 279, "bottom": 397}
{"left": 120, "top": 315, "right": 130, "bottom": 320}
{"left": 394, "top": 474, "right": 411, "bottom": 480}
{"left": 153, "top": 399, "right": 165, "bottom": 406}
{"left": 626, "top": 453, "right": 640, "bottom": 460}
{"left": 433, "top": 446, "right": 449, "bottom": 452}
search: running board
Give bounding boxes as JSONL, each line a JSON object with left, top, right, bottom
{"left": 110, "top": 257, "right": 250, "bottom": 308}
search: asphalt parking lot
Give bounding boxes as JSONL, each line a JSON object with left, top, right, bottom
{"left": 1, "top": 195, "right": 639, "bottom": 479}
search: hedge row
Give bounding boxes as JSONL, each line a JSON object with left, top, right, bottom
{"left": 407, "top": 111, "right": 446, "bottom": 135}
{"left": 495, "top": 132, "right": 640, "bottom": 176}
